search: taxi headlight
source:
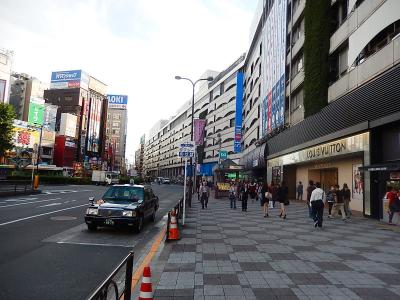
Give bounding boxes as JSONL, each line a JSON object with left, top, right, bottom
{"left": 122, "top": 210, "right": 136, "bottom": 217}
{"left": 86, "top": 208, "right": 98, "bottom": 215}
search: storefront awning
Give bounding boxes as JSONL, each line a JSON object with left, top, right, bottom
{"left": 239, "top": 144, "right": 266, "bottom": 170}
{"left": 359, "top": 162, "right": 400, "bottom": 171}
{"left": 212, "top": 159, "right": 243, "bottom": 173}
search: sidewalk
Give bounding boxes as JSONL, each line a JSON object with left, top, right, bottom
{"left": 150, "top": 197, "right": 400, "bottom": 300}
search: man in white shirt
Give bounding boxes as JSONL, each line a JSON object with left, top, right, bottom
{"left": 309, "top": 182, "right": 325, "bottom": 228}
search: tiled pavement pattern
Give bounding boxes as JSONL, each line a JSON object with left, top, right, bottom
{"left": 152, "top": 198, "right": 400, "bottom": 300}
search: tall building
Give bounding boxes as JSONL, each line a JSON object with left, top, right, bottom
{"left": 135, "top": 140, "right": 145, "bottom": 177}
{"left": 242, "top": 0, "right": 400, "bottom": 220}
{"left": 105, "top": 95, "right": 128, "bottom": 172}
{"left": 9, "top": 73, "right": 49, "bottom": 121}
{"left": 0, "top": 48, "right": 13, "bottom": 104}
{"left": 144, "top": 55, "right": 245, "bottom": 180}
{"left": 44, "top": 70, "right": 108, "bottom": 170}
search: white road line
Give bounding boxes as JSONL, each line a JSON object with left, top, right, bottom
{"left": 38, "top": 203, "right": 62, "bottom": 208}
{"left": 56, "top": 241, "right": 134, "bottom": 248}
{"left": 5, "top": 198, "right": 38, "bottom": 202}
{"left": 0, "top": 198, "right": 62, "bottom": 208}
{"left": 0, "top": 204, "right": 88, "bottom": 226}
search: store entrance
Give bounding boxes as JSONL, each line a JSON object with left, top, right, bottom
{"left": 308, "top": 168, "right": 338, "bottom": 191}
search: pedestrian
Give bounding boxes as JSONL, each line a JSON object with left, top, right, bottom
{"left": 199, "top": 180, "right": 210, "bottom": 209}
{"left": 310, "top": 182, "right": 325, "bottom": 228}
{"left": 242, "top": 183, "right": 248, "bottom": 212}
{"left": 271, "top": 181, "right": 278, "bottom": 208}
{"left": 386, "top": 186, "right": 400, "bottom": 225}
{"left": 249, "top": 180, "right": 257, "bottom": 203}
{"left": 342, "top": 183, "right": 351, "bottom": 218}
{"left": 196, "top": 179, "right": 201, "bottom": 202}
{"left": 262, "top": 183, "right": 272, "bottom": 217}
{"left": 307, "top": 180, "right": 316, "bottom": 219}
{"left": 257, "top": 183, "right": 263, "bottom": 202}
{"left": 229, "top": 182, "right": 237, "bottom": 209}
{"left": 331, "top": 184, "right": 347, "bottom": 221}
{"left": 297, "top": 181, "right": 303, "bottom": 201}
{"left": 326, "top": 185, "right": 335, "bottom": 218}
{"left": 277, "top": 181, "right": 288, "bottom": 219}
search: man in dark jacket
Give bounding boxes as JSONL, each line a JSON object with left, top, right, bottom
{"left": 307, "top": 180, "right": 316, "bottom": 219}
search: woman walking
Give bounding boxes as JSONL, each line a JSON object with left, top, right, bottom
{"left": 277, "top": 181, "right": 288, "bottom": 219}
{"left": 242, "top": 183, "right": 249, "bottom": 212}
{"left": 199, "top": 180, "right": 210, "bottom": 209}
{"left": 387, "top": 186, "right": 400, "bottom": 225}
{"left": 326, "top": 185, "right": 335, "bottom": 218}
{"left": 342, "top": 183, "right": 351, "bottom": 218}
{"left": 262, "top": 183, "right": 272, "bottom": 217}
{"left": 271, "top": 181, "right": 278, "bottom": 208}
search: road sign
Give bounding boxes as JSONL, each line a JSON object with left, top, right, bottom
{"left": 178, "top": 141, "right": 195, "bottom": 158}
{"left": 219, "top": 150, "right": 228, "bottom": 160}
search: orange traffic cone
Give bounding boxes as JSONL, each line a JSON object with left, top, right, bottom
{"left": 168, "top": 211, "right": 180, "bottom": 240}
{"left": 138, "top": 266, "right": 153, "bottom": 300}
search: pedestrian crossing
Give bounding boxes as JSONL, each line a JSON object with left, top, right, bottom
{"left": 41, "top": 189, "right": 93, "bottom": 195}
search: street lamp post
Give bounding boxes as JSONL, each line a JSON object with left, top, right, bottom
{"left": 175, "top": 75, "right": 213, "bottom": 207}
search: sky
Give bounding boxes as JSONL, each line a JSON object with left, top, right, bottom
{"left": 0, "top": 0, "right": 258, "bottom": 163}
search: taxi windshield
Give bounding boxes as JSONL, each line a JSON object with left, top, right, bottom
{"left": 102, "top": 186, "right": 143, "bottom": 203}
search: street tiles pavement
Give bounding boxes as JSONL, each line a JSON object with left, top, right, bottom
{"left": 153, "top": 197, "right": 400, "bottom": 300}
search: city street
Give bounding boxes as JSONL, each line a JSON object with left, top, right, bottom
{"left": 0, "top": 183, "right": 183, "bottom": 300}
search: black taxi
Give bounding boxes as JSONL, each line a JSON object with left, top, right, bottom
{"left": 84, "top": 184, "right": 159, "bottom": 232}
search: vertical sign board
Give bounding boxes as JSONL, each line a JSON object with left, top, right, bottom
{"left": 28, "top": 97, "right": 45, "bottom": 125}
{"left": 194, "top": 119, "right": 206, "bottom": 146}
{"left": 234, "top": 72, "right": 244, "bottom": 153}
{"left": 261, "top": 0, "right": 287, "bottom": 137}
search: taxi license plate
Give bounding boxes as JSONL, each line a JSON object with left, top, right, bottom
{"left": 105, "top": 219, "right": 114, "bottom": 225}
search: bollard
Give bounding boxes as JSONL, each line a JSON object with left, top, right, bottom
{"left": 166, "top": 212, "right": 171, "bottom": 241}
{"left": 33, "top": 175, "right": 40, "bottom": 190}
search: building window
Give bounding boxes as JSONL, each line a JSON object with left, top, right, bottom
{"left": 112, "top": 122, "right": 120, "bottom": 128}
{"left": 113, "top": 114, "right": 121, "bottom": 120}
{"left": 230, "top": 118, "right": 235, "bottom": 127}
{"left": 0, "top": 79, "right": 6, "bottom": 102}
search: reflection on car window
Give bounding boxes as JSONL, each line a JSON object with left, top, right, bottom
{"left": 102, "top": 186, "right": 144, "bottom": 203}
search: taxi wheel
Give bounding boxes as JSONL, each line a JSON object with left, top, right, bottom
{"left": 135, "top": 216, "right": 144, "bottom": 233}
{"left": 151, "top": 209, "right": 156, "bottom": 222}
{"left": 87, "top": 224, "right": 97, "bottom": 231}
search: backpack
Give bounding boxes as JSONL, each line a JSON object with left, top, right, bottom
{"left": 326, "top": 191, "right": 334, "bottom": 202}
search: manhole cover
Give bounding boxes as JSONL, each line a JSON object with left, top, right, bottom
{"left": 50, "top": 216, "right": 77, "bottom": 221}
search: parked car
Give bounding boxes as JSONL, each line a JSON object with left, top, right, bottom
{"left": 162, "top": 178, "right": 171, "bottom": 184}
{"left": 85, "top": 184, "right": 159, "bottom": 232}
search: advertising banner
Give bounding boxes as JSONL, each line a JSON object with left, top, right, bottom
{"left": 43, "top": 104, "right": 58, "bottom": 130}
{"left": 107, "top": 95, "right": 128, "bottom": 109}
{"left": 12, "top": 120, "right": 40, "bottom": 149}
{"left": 261, "top": 0, "right": 287, "bottom": 137}
{"left": 59, "top": 113, "right": 77, "bottom": 137}
{"left": 41, "top": 130, "right": 56, "bottom": 147}
{"left": 87, "top": 97, "right": 102, "bottom": 152}
{"left": 234, "top": 72, "right": 244, "bottom": 153}
{"left": 50, "top": 70, "right": 89, "bottom": 90}
{"left": 28, "top": 97, "right": 45, "bottom": 125}
{"left": 193, "top": 119, "right": 206, "bottom": 146}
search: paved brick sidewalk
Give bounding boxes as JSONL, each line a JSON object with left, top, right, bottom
{"left": 152, "top": 197, "right": 400, "bottom": 300}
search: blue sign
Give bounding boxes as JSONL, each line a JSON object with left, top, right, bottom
{"left": 51, "top": 70, "right": 82, "bottom": 82}
{"left": 107, "top": 95, "right": 128, "bottom": 105}
{"left": 234, "top": 72, "right": 244, "bottom": 153}
{"left": 219, "top": 150, "right": 228, "bottom": 160}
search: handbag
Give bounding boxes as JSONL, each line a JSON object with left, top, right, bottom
{"left": 265, "top": 192, "right": 272, "bottom": 199}
{"left": 284, "top": 199, "right": 290, "bottom": 206}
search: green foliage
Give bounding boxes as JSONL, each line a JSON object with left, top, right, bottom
{"left": 303, "top": 1, "right": 331, "bottom": 117}
{"left": 0, "top": 103, "right": 16, "bottom": 156}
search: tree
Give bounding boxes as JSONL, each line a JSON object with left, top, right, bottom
{"left": 0, "top": 103, "right": 16, "bottom": 157}
{"left": 303, "top": 1, "right": 331, "bottom": 117}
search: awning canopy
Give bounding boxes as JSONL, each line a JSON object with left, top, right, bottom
{"left": 359, "top": 162, "right": 400, "bottom": 171}
{"left": 239, "top": 144, "right": 266, "bottom": 170}
{"left": 212, "top": 159, "right": 243, "bottom": 173}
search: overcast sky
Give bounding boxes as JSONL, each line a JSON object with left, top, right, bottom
{"left": 0, "top": 0, "right": 257, "bottom": 163}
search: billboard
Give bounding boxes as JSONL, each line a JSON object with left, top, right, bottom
{"left": 28, "top": 97, "right": 45, "bottom": 125}
{"left": 12, "top": 120, "right": 40, "bottom": 149}
{"left": 59, "top": 113, "right": 77, "bottom": 137}
{"left": 43, "top": 104, "right": 58, "bottom": 130}
{"left": 50, "top": 70, "right": 89, "bottom": 90}
{"left": 107, "top": 95, "right": 128, "bottom": 109}
{"left": 234, "top": 72, "right": 244, "bottom": 153}
{"left": 193, "top": 119, "right": 206, "bottom": 146}
{"left": 87, "top": 97, "right": 102, "bottom": 152}
{"left": 261, "top": 0, "right": 287, "bottom": 137}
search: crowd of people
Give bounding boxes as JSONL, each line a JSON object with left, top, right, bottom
{"left": 194, "top": 177, "right": 400, "bottom": 227}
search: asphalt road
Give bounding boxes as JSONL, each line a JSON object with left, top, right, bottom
{"left": 0, "top": 183, "right": 183, "bottom": 300}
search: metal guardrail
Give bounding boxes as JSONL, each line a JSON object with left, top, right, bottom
{"left": 88, "top": 251, "right": 134, "bottom": 300}
{"left": 0, "top": 180, "right": 33, "bottom": 193}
